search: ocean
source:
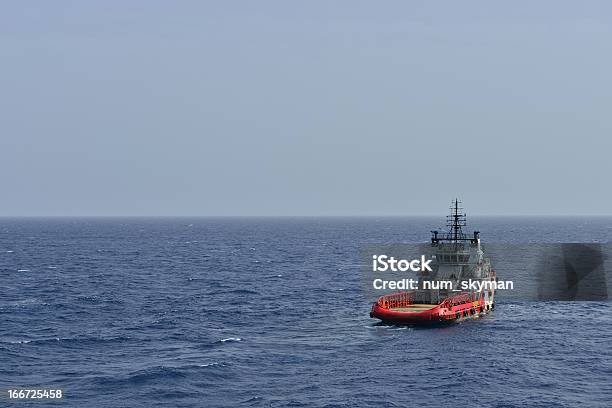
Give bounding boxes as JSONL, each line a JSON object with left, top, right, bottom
{"left": 1, "top": 217, "right": 611, "bottom": 407}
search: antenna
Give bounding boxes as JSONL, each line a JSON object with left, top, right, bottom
{"left": 446, "top": 198, "right": 466, "bottom": 243}
{"left": 431, "top": 198, "right": 474, "bottom": 244}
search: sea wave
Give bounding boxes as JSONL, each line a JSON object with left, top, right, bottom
{"left": 218, "top": 337, "right": 242, "bottom": 343}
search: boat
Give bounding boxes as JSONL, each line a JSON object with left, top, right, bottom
{"left": 370, "top": 199, "right": 496, "bottom": 325}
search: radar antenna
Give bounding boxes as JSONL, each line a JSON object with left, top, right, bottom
{"left": 431, "top": 199, "right": 479, "bottom": 245}
{"left": 447, "top": 198, "right": 467, "bottom": 243}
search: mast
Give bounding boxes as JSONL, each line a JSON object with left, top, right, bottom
{"left": 447, "top": 198, "right": 466, "bottom": 243}
{"left": 431, "top": 199, "right": 478, "bottom": 244}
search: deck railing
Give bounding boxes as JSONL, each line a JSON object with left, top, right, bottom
{"left": 377, "top": 291, "right": 478, "bottom": 310}
{"left": 377, "top": 292, "right": 413, "bottom": 309}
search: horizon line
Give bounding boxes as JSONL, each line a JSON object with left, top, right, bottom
{"left": 2, "top": 214, "right": 612, "bottom": 218}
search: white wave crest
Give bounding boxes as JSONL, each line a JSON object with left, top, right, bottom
{"left": 220, "top": 337, "right": 241, "bottom": 343}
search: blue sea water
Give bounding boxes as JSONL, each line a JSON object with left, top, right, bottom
{"left": 1, "top": 217, "right": 612, "bottom": 407}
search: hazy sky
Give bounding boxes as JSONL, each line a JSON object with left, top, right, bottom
{"left": 2, "top": 1, "right": 612, "bottom": 216}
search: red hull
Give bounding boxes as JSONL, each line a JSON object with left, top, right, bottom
{"left": 370, "top": 292, "right": 493, "bottom": 325}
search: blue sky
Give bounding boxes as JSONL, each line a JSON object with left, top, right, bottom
{"left": 1, "top": 1, "right": 611, "bottom": 215}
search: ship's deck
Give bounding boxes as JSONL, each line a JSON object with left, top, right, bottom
{"left": 389, "top": 304, "right": 437, "bottom": 313}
